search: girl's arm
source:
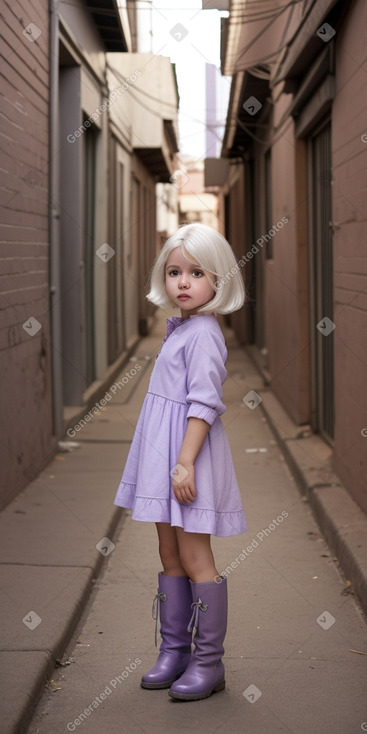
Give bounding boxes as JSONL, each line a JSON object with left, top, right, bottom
{"left": 172, "top": 417, "right": 210, "bottom": 504}
{"left": 173, "top": 327, "right": 227, "bottom": 504}
{"left": 178, "top": 416, "right": 210, "bottom": 464}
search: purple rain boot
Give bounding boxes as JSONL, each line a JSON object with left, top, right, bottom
{"left": 168, "top": 576, "right": 227, "bottom": 701}
{"left": 141, "top": 572, "right": 193, "bottom": 689}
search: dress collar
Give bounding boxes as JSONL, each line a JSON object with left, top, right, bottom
{"left": 165, "top": 315, "right": 200, "bottom": 338}
{"left": 165, "top": 313, "right": 216, "bottom": 339}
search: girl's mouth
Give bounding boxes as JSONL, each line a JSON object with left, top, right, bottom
{"left": 177, "top": 294, "right": 191, "bottom": 300}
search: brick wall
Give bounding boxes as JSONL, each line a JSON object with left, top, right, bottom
{"left": 0, "top": 1, "right": 54, "bottom": 509}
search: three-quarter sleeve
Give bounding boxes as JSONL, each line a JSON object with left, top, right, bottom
{"left": 184, "top": 327, "right": 228, "bottom": 425}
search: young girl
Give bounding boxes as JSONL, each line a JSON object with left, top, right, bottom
{"left": 114, "top": 222, "right": 247, "bottom": 701}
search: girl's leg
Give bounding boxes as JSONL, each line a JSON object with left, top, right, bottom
{"left": 141, "top": 524, "right": 192, "bottom": 689}
{"left": 175, "top": 527, "right": 219, "bottom": 582}
{"left": 169, "top": 529, "right": 227, "bottom": 700}
{"left": 155, "top": 522, "right": 187, "bottom": 576}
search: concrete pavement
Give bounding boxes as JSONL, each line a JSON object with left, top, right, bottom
{"left": 0, "top": 311, "right": 366, "bottom": 734}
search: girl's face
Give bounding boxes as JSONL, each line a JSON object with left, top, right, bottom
{"left": 165, "top": 246, "right": 216, "bottom": 319}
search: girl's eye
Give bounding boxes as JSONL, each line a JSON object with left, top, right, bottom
{"left": 166, "top": 268, "right": 203, "bottom": 277}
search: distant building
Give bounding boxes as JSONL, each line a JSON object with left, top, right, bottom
{"left": 177, "top": 160, "right": 220, "bottom": 230}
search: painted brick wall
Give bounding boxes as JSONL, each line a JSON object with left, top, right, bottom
{"left": 0, "top": 1, "right": 54, "bottom": 509}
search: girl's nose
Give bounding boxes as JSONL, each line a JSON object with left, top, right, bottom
{"left": 178, "top": 273, "right": 189, "bottom": 288}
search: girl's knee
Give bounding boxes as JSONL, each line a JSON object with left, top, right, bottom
{"left": 156, "top": 524, "right": 180, "bottom": 568}
{"left": 178, "top": 541, "right": 214, "bottom": 577}
{"left": 178, "top": 550, "right": 203, "bottom": 575}
{"left": 158, "top": 543, "right": 181, "bottom": 572}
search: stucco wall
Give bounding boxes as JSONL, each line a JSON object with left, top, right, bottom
{"left": 332, "top": 0, "right": 367, "bottom": 511}
{"left": 265, "top": 124, "right": 310, "bottom": 426}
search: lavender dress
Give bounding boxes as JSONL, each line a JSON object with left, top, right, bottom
{"left": 114, "top": 314, "right": 247, "bottom": 537}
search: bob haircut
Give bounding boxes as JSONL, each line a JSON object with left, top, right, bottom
{"left": 146, "top": 223, "right": 245, "bottom": 315}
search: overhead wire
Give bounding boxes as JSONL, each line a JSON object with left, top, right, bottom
{"left": 229, "top": 8, "right": 296, "bottom": 23}
{"left": 106, "top": 67, "right": 230, "bottom": 140}
{"left": 234, "top": 115, "right": 293, "bottom": 147}
{"left": 230, "top": 0, "right": 297, "bottom": 4}
{"left": 107, "top": 2, "right": 316, "bottom": 154}
{"left": 228, "top": 0, "right": 302, "bottom": 22}
{"left": 228, "top": 3, "right": 293, "bottom": 67}
{"left": 106, "top": 62, "right": 179, "bottom": 111}
{"left": 223, "top": 2, "right": 307, "bottom": 148}
{"left": 106, "top": 63, "right": 227, "bottom": 131}
{"left": 226, "top": 0, "right": 312, "bottom": 71}
{"left": 106, "top": 5, "right": 301, "bottom": 142}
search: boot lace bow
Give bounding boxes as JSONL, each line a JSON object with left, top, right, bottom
{"left": 187, "top": 598, "right": 208, "bottom": 644}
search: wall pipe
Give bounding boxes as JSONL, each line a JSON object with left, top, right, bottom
{"left": 49, "top": 0, "right": 64, "bottom": 437}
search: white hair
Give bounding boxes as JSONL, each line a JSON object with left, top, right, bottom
{"left": 146, "top": 223, "right": 245, "bottom": 314}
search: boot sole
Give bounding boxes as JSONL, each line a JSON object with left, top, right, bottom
{"left": 168, "top": 679, "right": 225, "bottom": 700}
{"left": 141, "top": 672, "right": 186, "bottom": 690}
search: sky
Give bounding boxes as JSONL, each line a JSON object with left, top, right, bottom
{"left": 135, "top": 0, "right": 231, "bottom": 160}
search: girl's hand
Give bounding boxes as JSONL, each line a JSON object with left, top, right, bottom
{"left": 172, "top": 462, "right": 196, "bottom": 504}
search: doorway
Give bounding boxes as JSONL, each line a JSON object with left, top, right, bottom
{"left": 308, "top": 117, "right": 334, "bottom": 443}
